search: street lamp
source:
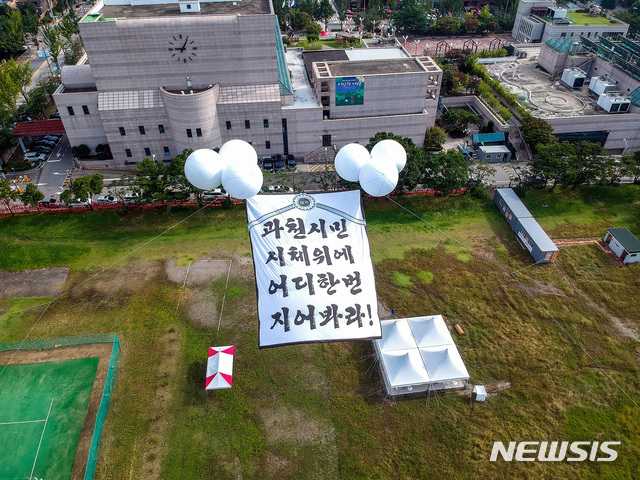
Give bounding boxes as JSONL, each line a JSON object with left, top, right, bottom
{"left": 622, "top": 138, "right": 628, "bottom": 155}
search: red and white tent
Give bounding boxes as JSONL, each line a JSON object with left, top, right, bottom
{"left": 206, "top": 345, "right": 234, "bottom": 390}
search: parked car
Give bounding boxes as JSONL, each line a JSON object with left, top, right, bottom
{"left": 202, "top": 188, "right": 229, "bottom": 200}
{"left": 30, "top": 146, "right": 52, "bottom": 154}
{"left": 274, "top": 155, "right": 285, "bottom": 172}
{"left": 286, "top": 155, "right": 296, "bottom": 170}
{"left": 32, "top": 140, "right": 56, "bottom": 148}
{"left": 24, "top": 152, "right": 47, "bottom": 162}
{"left": 41, "top": 135, "right": 61, "bottom": 142}
{"left": 124, "top": 192, "right": 140, "bottom": 204}
{"left": 38, "top": 198, "right": 58, "bottom": 208}
{"left": 96, "top": 195, "right": 118, "bottom": 204}
{"left": 49, "top": 111, "right": 60, "bottom": 119}
{"left": 262, "top": 159, "right": 274, "bottom": 172}
{"left": 68, "top": 202, "right": 90, "bottom": 208}
{"left": 267, "top": 185, "right": 294, "bottom": 193}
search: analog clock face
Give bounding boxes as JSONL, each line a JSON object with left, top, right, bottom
{"left": 168, "top": 34, "right": 198, "bottom": 63}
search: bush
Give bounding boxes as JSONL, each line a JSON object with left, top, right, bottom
{"left": 282, "top": 36, "right": 290, "bottom": 46}
{"left": 72, "top": 144, "right": 91, "bottom": 159}
{"left": 4, "top": 160, "right": 38, "bottom": 171}
{"left": 307, "top": 34, "right": 319, "bottom": 42}
{"left": 306, "top": 41, "right": 323, "bottom": 50}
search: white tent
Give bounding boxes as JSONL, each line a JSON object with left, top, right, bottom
{"left": 377, "top": 318, "right": 417, "bottom": 352}
{"left": 419, "top": 347, "right": 469, "bottom": 383}
{"left": 380, "top": 350, "right": 430, "bottom": 388}
{"left": 206, "top": 345, "right": 234, "bottom": 390}
{"left": 374, "top": 316, "right": 469, "bottom": 396}
{"left": 408, "top": 315, "right": 453, "bottom": 348}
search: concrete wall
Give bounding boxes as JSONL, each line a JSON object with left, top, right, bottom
{"left": 585, "top": 57, "right": 640, "bottom": 99}
{"left": 441, "top": 96, "right": 510, "bottom": 134}
{"left": 53, "top": 87, "right": 107, "bottom": 151}
{"left": 80, "top": 15, "right": 279, "bottom": 92}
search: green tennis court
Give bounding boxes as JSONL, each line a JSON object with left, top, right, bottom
{"left": 0, "top": 357, "right": 99, "bottom": 480}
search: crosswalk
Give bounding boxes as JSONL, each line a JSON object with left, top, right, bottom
{"left": 307, "top": 164, "right": 335, "bottom": 172}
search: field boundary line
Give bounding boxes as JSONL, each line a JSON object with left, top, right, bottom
{"left": 0, "top": 419, "right": 46, "bottom": 426}
{"left": 30, "top": 397, "right": 54, "bottom": 480}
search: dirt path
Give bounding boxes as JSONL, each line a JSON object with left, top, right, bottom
{"left": 0, "top": 267, "right": 69, "bottom": 300}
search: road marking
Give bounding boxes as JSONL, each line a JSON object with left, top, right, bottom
{"left": 36, "top": 183, "right": 48, "bottom": 186}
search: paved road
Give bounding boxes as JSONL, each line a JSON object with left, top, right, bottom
{"left": 31, "top": 136, "right": 75, "bottom": 197}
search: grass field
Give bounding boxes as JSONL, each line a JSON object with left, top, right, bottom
{"left": 567, "top": 12, "right": 618, "bottom": 25}
{"left": 0, "top": 185, "right": 638, "bottom": 479}
{"left": 0, "top": 358, "right": 99, "bottom": 479}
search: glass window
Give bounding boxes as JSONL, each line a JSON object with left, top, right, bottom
{"left": 486, "top": 154, "right": 492, "bottom": 159}
{"left": 67, "top": 106, "right": 74, "bottom": 116}
{"left": 196, "top": 128, "right": 202, "bottom": 137}
{"left": 139, "top": 126, "right": 146, "bottom": 135}
{"left": 245, "top": 120, "right": 250, "bottom": 129}
{"left": 186, "top": 129, "right": 193, "bottom": 138}
{"left": 119, "top": 127, "right": 126, "bottom": 136}
{"left": 125, "top": 149, "right": 132, "bottom": 157}
{"left": 158, "top": 124, "right": 165, "bottom": 133}
{"left": 265, "top": 140, "right": 271, "bottom": 149}
{"left": 226, "top": 121, "right": 232, "bottom": 130}
{"left": 144, "top": 147, "right": 151, "bottom": 156}
{"left": 82, "top": 105, "right": 89, "bottom": 115}
{"left": 164, "top": 146, "right": 170, "bottom": 155}
{"left": 264, "top": 119, "right": 269, "bottom": 128}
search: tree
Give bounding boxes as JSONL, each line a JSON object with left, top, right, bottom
{"left": 306, "top": 21, "right": 322, "bottom": 37}
{"left": 440, "top": 108, "right": 480, "bottom": 135}
{"left": 72, "top": 144, "right": 91, "bottom": 158}
{"left": 0, "top": 179, "right": 19, "bottom": 214}
{"left": 394, "top": 4, "right": 430, "bottom": 35}
{"left": 521, "top": 115, "right": 555, "bottom": 154}
{"left": 563, "top": 141, "right": 606, "bottom": 189}
{"left": 426, "top": 149, "right": 469, "bottom": 193}
{"left": 0, "top": 10, "right": 24, "bottom": 57}
{"left": 20, "top": 183, "right": 44, "bottom": 207}
{"left": 62, "top": 174, "right": 104, "bottom": 204}
{"left": 601, "top": 0, "right": 618, "bottom": 9}
{"left": 135, "top": 158, "right": 171, "bottom": 203}
{"left": 423, "top": 126, "right": 447, "bottom": 151}
{"left": 4, "top": 58, "right": 32, "bottom": 102}
{"left": 435, "top": 17, "right": 463, "bottom": 35}
{"left": 41, "top": 25, "right": 65, "bottom": 72}
{"left": 18, "top": 3, "right": 39, "bottom": 36}
{"left": 531, "top": 141, "right": 573, "bottom": 190}
{"left": 366, "top": 132, "right": 426, "bottom": 192}
{"left": 0, "top": 60, "right": 21, "bottom": 122}
{"left": 621, "top": 151, "right": 640, "bottom": 183}
{"left": 59, "top": 12, "right": 79, "bottom": 47}
{"left": 317, "top": 0, "right": 334, "bottom": 31}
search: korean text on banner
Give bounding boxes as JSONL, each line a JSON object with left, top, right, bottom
{"left": 246, "top": 191, "right": 381, "bottom": 348}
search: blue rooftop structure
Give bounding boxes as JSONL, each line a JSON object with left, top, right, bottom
{"left": 472, "top": 132, "right": 505, "bottom": 146}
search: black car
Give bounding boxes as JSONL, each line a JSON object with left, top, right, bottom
{"left": 274, "top": 154, "right": 285, "bottom": 172}
{"left": 31, "top": 146, "right": 52, "bottom": 154}
{"left": 32, "top": 140, "right": 55, "bottom": 148}
{"left": 263, "top": 160, "right": 274, "bottom": 172}
{"left": 49, "top": 111, "right": 60, "bottom": 119}
{"left": 286, "top": 155, "right": 296, "bottom": 170}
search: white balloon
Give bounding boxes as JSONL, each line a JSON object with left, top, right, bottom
{"left": 335, "top": 143, "right": 371, "bottom": 182}
{"left": 370, "top": 139, "right": 407, "bottom": 173}
{"left": 221, "top": 162, "right": 263, "bottom": 199}
{"left": 359, "top": 155, "right": 399, "bottom": 197}
{"left": 184, "top": 149, "right": 226, "bottom": 190}
{"left": 219, "top": 139, "right": 258, "bottom": 167}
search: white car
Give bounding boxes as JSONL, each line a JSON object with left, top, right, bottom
{"left": 202, "top": 189, "right": 229, "bottom": 200}
{"left": 97, "top": 195, "right": 118, "bottom": 204}
{"left": 24, "top": 152, "right": 47, "bottom": 162}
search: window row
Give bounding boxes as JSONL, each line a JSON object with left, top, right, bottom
{"left": 119, "top": 125, "right": 165, "bottom": 136}
{"left": 124, "top": 146, "right": 171, "bottom": 157}
{"left": 226, "top": 119, "right": 270, "bottom": 130}
{"left": 67, "top": 105, "right": 90, "bottom": 116}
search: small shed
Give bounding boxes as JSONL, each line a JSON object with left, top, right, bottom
{"left": 604, "top": 228, "right": 640, "bottom": 264}
{"left": 477, "top": 145, "right": 511, "bottom": 163}
{"left": 514, "top": 217, "right": 559, "bottom": 263}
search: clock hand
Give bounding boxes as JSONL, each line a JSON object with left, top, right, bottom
{"left": 178, "top": 36, "right": 189, "bottom": 52}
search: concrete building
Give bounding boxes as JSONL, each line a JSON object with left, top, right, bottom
{"left": 512, "top": 0, "right": 628, "bottom": 44}
{"left": 53, "top": 0, "right": 441, "bottom": 167}
{"left": 490, "top": 36, "right": 640, "bottom": 154}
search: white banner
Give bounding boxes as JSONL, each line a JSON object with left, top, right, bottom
{"left": 246, "top": 191, "right": 381, "bottom": 348}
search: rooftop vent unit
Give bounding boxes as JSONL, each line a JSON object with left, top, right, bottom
{"left": 561, "top": 68, "right": 586, "bottom": 89}
{"left": 179, "top": 0, "right": 200, "bottom": 13}
{"left": 597, "top": 92, "right": 631, "bottom": 113}
{"left": 589, "top": 75, "right": 617, "bottom": 96}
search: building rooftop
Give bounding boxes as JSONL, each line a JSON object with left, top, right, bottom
{"left": 285, "top": 48, "right": 320, "bottom": 109}
{"left": 608, "top": 227, "right": 640, "bottom": 252}
{"left": 95, "top": 0, "right": 271, "bottom": 20}
{"left": 494, "top": 46, "right": 615, "bottom": 119}
{"left": 326, "top": 58, "right": 424, "bottom": 77}
{"left": 566, "top": 12, "right": 619, "bottom": 26}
